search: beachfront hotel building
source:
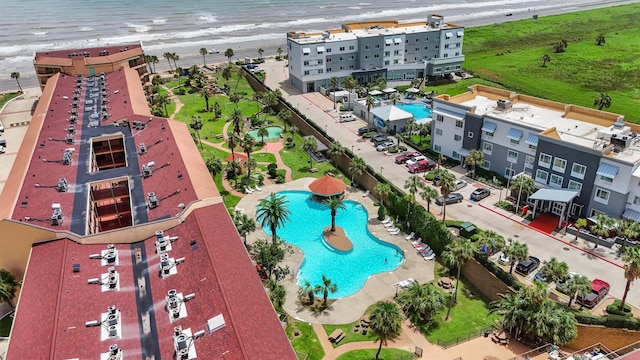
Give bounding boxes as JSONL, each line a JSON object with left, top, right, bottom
{"left": 286, "top": 15, "right": 464, "bottom": 93}
{"left": 1, "top": 49, "right": 295, "bottom": 359}
{"left": 33, "top": 42, "right": 151, "bottom": 95}
{"left": 431, "top": 84, "right": 640, "bottom": 224}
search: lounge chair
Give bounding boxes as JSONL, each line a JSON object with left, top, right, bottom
{"left": 405, "top": 232, "right": 415, "bottom": 241}
{"left": 384, "top": 222, "right": 395, "bottom": 228}
{"left": 381, "top": 216, "right": 391, "bottom": 224}
{"left": 235, "top": 207, "right": 245, "bottom": 213}
{"left": 245, "top": 187, "right": 254, "bottom": 194}
{"left": 254, "top": 185, "right": 262, "bottom": 191}
{"left": 387, "top": 227, "right": 399, "bottom": 233}
{"left": 423, "top": 253, "right": 436, "bottom": 261}
{"left": 362, "top": 190, "right": 370, "bottom": 198}
{"left": 389, "top": 229, "right": 401, "bottom": 235}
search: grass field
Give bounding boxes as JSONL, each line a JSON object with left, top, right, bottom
{"left": 335, "top": 348, "right": 413, "bottom": 360}
{"left": 462, "top": 2, "right": 640, "bottom": 122}
{"left": 287, "top": 321, "right": 325, "bottom": 360}
{"left": 0, "top": 92, "right": 20, "bottom": 110}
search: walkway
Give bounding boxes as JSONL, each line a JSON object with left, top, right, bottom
{"left": 161, "top": 84, "right": 183, "bottom": 119}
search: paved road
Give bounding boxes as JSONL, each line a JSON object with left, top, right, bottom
{"left": 259, "top": 58, "right": 637, "bottom": 306}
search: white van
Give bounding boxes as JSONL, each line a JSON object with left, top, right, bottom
{"left": 339, "top": 113, "right": 354, "bottom": 122}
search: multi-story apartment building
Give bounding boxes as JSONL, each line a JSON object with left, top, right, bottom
{"left": 432, "top": 85, "right": 640, "bottom": 222}
{"left": 286, "top": 15, "right": 464, "bottom": 93}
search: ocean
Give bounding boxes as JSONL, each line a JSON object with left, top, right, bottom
{"left": 0, "top": 0, "right": 633, "bottom": 91}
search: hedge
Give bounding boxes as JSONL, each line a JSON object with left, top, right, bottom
{"left": 574, "top": 313, "right": 640, "bottom": 330}
{"left": 474, "top": 253, "right": 522, "bottom": 291}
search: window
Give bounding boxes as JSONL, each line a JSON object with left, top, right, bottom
{"left": 384, "top": 60, "right": 390, "bottom": 65}
{"left": 510, "top": 138, "right": 520, "bottom": 145}
{"left": 550, "top": 174, "right": 563, "bottom": 187}
{"left": 505, "top": 167, "right": 515, "bottom": 178}
{"left": 375, "top": 44, "right": 380, "bottom": 48}
{"left": 436, "top": 115, "right": 444, "bottom": 122}
{"left": 435, "top": 128, "right": 443, "bottom": 136}
{"left": 595, "top": 188, "right": 610, "bottom": 203}
{"left": 349, "top": 45, "right": 355, "bottom": 50}
{"left": 452, "top": 151, "right": 460, "bottom": 159}
{"left": 507, "top": 150, "right": 518, "bottom": 163}
{"left": 568, "top": 180, "right": 582, "bottom": 192}
{"left": 467, "top": 131, "right": 474, "bottom": 138}
{"left": 599, "top": 175, "right": 614, "bottom": 183}
{"left": 364, "top": 55, "right": 369, "bottom": 59}
{"left": 339, "top": 46, "right": 345, "bottom": 51}
{"left": 454, "top": 134, "right": 462, "bottom": 141}
{"left": 455, "top": 120, "right": 463, "bottom": 128}
{"left": 529, "top": 144, "right": 537, "bottom": 150}
{"left": 481, "top": 160, "right": 491, "bottom": 170}
{"left": 326, "top": 48, "right": 332, "bottom": 53}
{"left": 384, "top": 51, "right": 390, "bottom": 56}
{"left": 374, "top": 54, "right": 380, "bottom": 58}
{"left": 539, "top": 153, "right": 552, "bottom": 168}
{"left": 634, "top": 196, "right": 640, "bottom": 205}
{"left": 571, "top": 163, "right": 586, "bottom": 179}
{"left": 364, "top": 46, "right": 370, "bottom": 50}
{"left": 536, "top": 169, "right": 549, "bottom": 183}
{"left": 482, "top": 142, "right": 493, "bottom": 155}
{"left": 525, "top": 155, "right": 534, "bottom": 168}
{"left": 553, "top": 157, "right": 567, "bottom": 172}
{"left": 434, "top": 144, "right": 441, "bottom": 152}
{"left": 303, "top": 71, "right": 310, "bottom": 75}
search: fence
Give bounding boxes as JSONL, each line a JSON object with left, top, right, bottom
{"left": 435, "top": 325, "right": 499, "bottom": 349}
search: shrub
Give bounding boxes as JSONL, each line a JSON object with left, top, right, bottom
{"left": 387, "top": 147, "right": 399, "bottom": 153}
{"left": 377, "top": 205, "right": 387, "bottom": 221}
{"left": 276, "top": 174, "right": 285, "bottom": 184}
{"left": 362, "top": 132, "right": 376, "bottom": 138}
{"left": 398, "top": 145, "right": 407, "bottom": 151}
{"left": 606, "top": 300, "right": 633, "bottom": 317}
{"left": 474, "top": 253, "right": 522, "bottom": 291}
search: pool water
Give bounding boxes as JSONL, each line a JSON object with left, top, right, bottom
{"left": 264, "top": 191, "right": 403, "bottom": 298}
{"left": 248, "top": 126, "right": 282, "bottom": 141}
{"left": 397, "top": 103, "right": 432, "bottom": 121}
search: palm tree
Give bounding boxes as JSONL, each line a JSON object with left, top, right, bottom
{"left": 221, "top": 64, "right": 232, "bottom": 83}
{"left": 490, "top": 292, "right": 525, "bottom": 336}
{"left": 374, "top": 183, "right": 391, "bottom": 208}
{"left": 230, "top": 108, "right": 243, "bottom": 135}
{"left": 163, "top": 52, "right": 174, "bottom": 71}
{"left": 510, "top": 175, "right": 536, "bottom": 211}
{"left": 390, "top": 92, "right": 400, "bottom": 105}
{"left": 369, "top": 301, "right": 402, "bottom": 360}
{"left": 257, "top": 127, "right": 269, "bottom": 145}
{"left": 171, "top": 52, "right": 180, "bottom": 70}
{"left": 553, "top": 40, "right": 567, "bottom": 53}
{"left": 227, "top": 131, "right": 241, "bottom": 169}
{"left": 327, "top": 142, "right": 343, "bottom": 163}
{"left": 199, "top": 47, "right": 208, "bottom": 66}
{"left": 256, "top": 192, "right": 291, "bottom": 243}
{"left": 154, "top": 92, "right": 171, "bottom": 116}
{"left": 476, "top": 229, "right": 506, "bottom": 255}
{"left": 189, "top": 116, "right": 204, "bottom": 149}
{"left": 276, "top": 47, "right": 283, "bottom": 58}
{"left": 330, "top": 76, "right": 339, "bottom": 110}
{"left": 231, "top": 210, "right": 257, "bottom": 246}
{"left": 574, "top": 218, "right": 587, "bottom": 242}
{"left": 404, "top": 175, "right": 424, "bottom": 216}
{"left": 314, "top": 275, "right": 338, "bottom": 306}
{"left": 365, "top": 95, "right": 375, "bottom": 128}
{"left": 376, "top": 76, "right": 387, "bottom": 91}
{"left": 595, "top": 34, "right": 606, "bottom": 46}
{"left": 242, "top": 133, "right": 256, "bottom": 178}
{"left": 298, "top": 280, "right": 315, "bottom": 305}
{"left": 327, "top": 197, "right": 346, "bottom": 232}
{"left": 593, "top": 93, "right": 612, "bottom": 110}
{"left": 464, "top": 149, "right": 484, "bottom": 178}
{"left": 349, "top": 156, "right": 366, "bottom": 185}
{"left": 619, "top": 218, "right": 640, "bottom": 252}
{"left": 565, "top": 275, "right": 592, "bottom": 307}
{"left": 302, "top": 136, "right": 318, "bottom": 169}
{"left": 342, "top": 75, "right": 357, "bottom": 98}
{"left": 420, "top": 186, "right": 438, "bottom": 213}
{"left": 620, "top": 246, "right": 640, "bottom": 311}
{"left": 442, "top": 237, "right": 477, "bottom": 319}
{"left": 539, "top": 257, "right": 569, "bottom": 284}
{"left": 277, "top": 109, "right": 291, "bottom": 132}
{"left": 589, "top": 212, "right": 614, "bottom": 249}
{"left": 0, "top": 269, "right": 18, "bottom": 308}
{"left": 205, "top": 157, "right": 223, "bottom": 177}
{"left": 541, "top": 54, "right": 551, "bottom": 67}
{"left": 434, "top": 170, "right": 456, "bottom": 223}
{"left": 199, "top": 85, "right": 214, "bottom": 111}
{"left": 396, "top": 282, "right": 445, "bottom": 325}
{"left": 225, "top": 48, "right": 235, "bottom": 62}
{"left": 257, "top": 47, "right": 264, "bottom": 59}
{"left": 10, "top": 72, "right": 22, "bottom": 93}
{"left": 503, "top": 239, "right": 528, "bottom": 274}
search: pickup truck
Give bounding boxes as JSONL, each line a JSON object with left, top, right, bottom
{"left": 577, "top": 279, "right": 610, "bottom": 308}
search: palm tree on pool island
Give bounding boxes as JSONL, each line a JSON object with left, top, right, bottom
{"left": 326, "top": 197, "right": 346, "bottom": 232}
{"left": 314, "top": 275, "right": 337, "bottom": 306}
{"left": 370, "top": 300, "right": 402, "bottom": 360}
{"left": 256, "top": 192, "right": 291, "bottom": 243}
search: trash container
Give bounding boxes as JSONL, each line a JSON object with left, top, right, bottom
{"left": 484, "top": 330, "right": 490, "bottom": 338}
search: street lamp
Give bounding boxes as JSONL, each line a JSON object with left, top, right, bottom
{"left": 395, "top": 283, "right": 400, "bottom": 298}
{"left": 505, "top": 162, "right": 514, "bottom": 202}
{"left": 380, "top": 166, "right": 384, "bottom": 175}
{"left": 324, "top": 124, "right": 328, "bottom": 133}
{"left": 351, "top": 145, "right": 354, "bottom": 153}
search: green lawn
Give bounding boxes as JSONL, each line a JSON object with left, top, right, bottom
{"left": 286, "top": 321, "right": 325, "bottom": 360}
{"left": 336, "top": 348, "right": 413, "bottom": 360}
{"left": 253, "top": 152, "right": 276, "bottom": 164}
{"left": 462, "top": 3, "right": 640, "bottom": 122}
{"left": 0, "top": 92, "right": 20, "bottom": 109}
{"left": 323, "top": 321, "right": 378, "bottom": 348}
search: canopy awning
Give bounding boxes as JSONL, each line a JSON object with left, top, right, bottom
{"left": 316, "top": 45, "right": 325, "bottom": 52}
{"left": 528, "top": 188, "right": 580, "bottom": 203}
{"left": 433, "top": 108, "right": 465, "bottom": 121}
{"left": 457, "top": 31, "right": 464, "bottom": 37}
{"left": 302, "top": 47, "right": 311, "bottom": 54}
{"left": 458, "top": 148, "right": 470, "bottom": 157}
{"left": 308, "top": 176, "right": 347, "bottom": 197}
{"left": 481, "top": 121, "right": 497, "bottom": 133}
{"left": 507, "top": 128, "right": 523, "bottom": 141}
{"left": 385, "top": 38, "right": 392, "bottom": 45}
{"left": 368, "top": 90, "right": 383, "bottom": 96}
{"left": 623, "top": 208, "right": 640, "bottom": 223}
{"left": 445, "top": 32, "right": 453, "bottom": 38}
{"left": 525, "top": 133, "right": 539, "bottom": 146}
{"left": 596, "top": 163, "right": 619, "bottom": 178}
{"left": 405, "top": 87, "right": 420, "bottom": 93}
{"left": 394, "top": 37, "right": 402, "bottom": 44}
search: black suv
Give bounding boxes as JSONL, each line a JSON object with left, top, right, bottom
{"left": 358, "top": 127, "right": 372, "bottom": 136}
{"left": 371, "top": 134, "right": 390, "bottom": 145}
{"left": 515, "top": 256, "right": 540, "bottom": 276}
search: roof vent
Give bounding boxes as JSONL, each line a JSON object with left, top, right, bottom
{"left": 148, "top": 192, "right": 159, "bottom": 209}
{"left": 107, "top": 267, "right": 118, "bottom": 289}
{"left": 142, "top": 161, "right": 155, "bottom": 178}
{"left": 57, "top": 178, "right": 68, "bottom": 192}
{"left": 105, "top": 344, "right": 121, "bottom": 360}
{"left": 138, "top": 143, "right": 147, "bottom": 154}
{"left": 51, "top": 205, "right": 63, "bottom": 226}
{"left": 173, "top": 325, "right": 202, "bottom": 360}
{"left": 62, "top": 149, "right": 73, "bottom": 165}
{"left": 496, "top": 99, "right": 512, "bottom": 110}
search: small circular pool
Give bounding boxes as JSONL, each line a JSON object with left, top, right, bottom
{"left": 248, "top": 126, "right": 282, "bottom": 142}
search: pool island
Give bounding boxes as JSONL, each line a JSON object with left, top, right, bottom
{"left": 323, "top": 226, "right": 353, "bottom": 251}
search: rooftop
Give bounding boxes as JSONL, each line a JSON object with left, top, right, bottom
{"left": 33, "top": 43, "right": 144, "bottom": 66}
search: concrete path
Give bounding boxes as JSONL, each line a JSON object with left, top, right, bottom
{"left": 161, "top": 84, "right": 183, "bottom": 120}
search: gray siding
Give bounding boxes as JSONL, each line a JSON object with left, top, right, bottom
{"left": 462, "top": 113, "right": 482, "bottom": 151}
{"left": 357, "top": 37, "right": 385, "bottom": 69}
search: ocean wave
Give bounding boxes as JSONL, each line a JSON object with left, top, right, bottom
{"left": 33, "top": 32, "right": 48, "bottom": 36}
{"left": 79, "top": 26, "right": 94, "bottom": 32}
{"left": 197, "top": 13, "right": 218, "bottom": 23}
{"left": 152, "top": 19, "right": 167, "bottom": 24}
{"left": 126, "top": 23, "right": 151, "bottom": 33}
{"left": 348, "top": 6, "right": 361, "bottom": 10}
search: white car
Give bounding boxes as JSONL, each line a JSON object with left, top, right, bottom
{"left": 376, "top": 141, "right": 395, "bottom": 152}
{"left": 208, "top": 48, "right": 220, "bottom": 54}
{"left": 454, "top": 179, "right": 468, "bottom": 190}
{"left": 498, "top": 252, "right": 510, "bottom": 265}
{"left": 0, "top": 146, "right": 5, "bottom": 154}
{"left": 0, "top": 121, "right": 4, "bottom": 132}
{"left": 405, "top": 155, "right": 427, "bottom": 167}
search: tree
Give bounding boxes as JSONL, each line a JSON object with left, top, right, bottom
{"left": 256, "top": 127, "right": 269, "bottom": 145}
{"left": 390, "top": 92, "right": 400, "bottom": 105}
{"left": 541, "top": 54, "right": 551, "bottom": 67}
{"left": 171, "top": 52, "right": 180, "bottom": 70}
{"left": 268, "top": 280, "right": 286, "bottom": 310}
{"left": 404, "top": 175, "right": 424, "bottom": 216}
{"left": 224, "top": 48, "right": 235, "bottom": 62}
{"left": 553, "top": 39, "right": 567, "bottom": 53}
{"left": 221, "top": 64, "right": 232, "bottom": 83}
{"left": 0, "top": 269, "right": 18, "bottom": 308}
{"left": 199, "top": 85, "right": 214, "bottom": 111}
{"left": 595, "top": 34, "right": 606, "bottom": 46}
{"left": 476, "top": 229, "right": 506, "bottom": 254}
{"left": 620, "top": 245, "right": 640, "bottom": 311}
{"left": 330, "top": 76, "right": 339, "bottom": 110}
{"left": 349, "top": 156, "right": 366, "bottom": 185}
{"left": 503, "top": 239, "right": 528, "bottom": 274}
{"left": 510, "top": 175, "right": 536, "bottom": 211}
{"left": 10, "top": 72, "right": 22, "bottom": 93}
{"left": 396, "top": 282, "right": 444, "bottom": 325}
{"left": 464, "top": 149, "right": 484, "bottom": 179}
{"left": 375, "top": 183, "right": 391, "bottom": 208}
{"left": 277, "top": 109, "right": 291, "bottom": 131}
{"left": 342, "top": 75, "right": 357, "bottom": 96}
{"left": 589, "top": 212, "right": 614, "bottom": 249}
{"left": 154, "top": 92, "right": 170, "bottom": 117}
{"left": 257, "top": 47, "right": 264, "bottom": 59}
{"left": 205, "top": 157, "right": 223, "bottom": 177}
{"left": 369, "top": 301, "right": 402, "bottom": 360}
{"left": 189, "top": 116, "right": 204, "bottom": 150}
{"left": 199, "top": 47, "right": 208, "bottom": 66}
{"left": 163, "top": 52, "right": 174, "bottom": 71}
{"left": 227, "top": 131, "right": 241, "bottom": 170}
{"left": 327, "top": 197, "right": 346, "bottom": 232}
{"left": 276, "top": 47, "right": 283, "bottom": 58}
{"left": 302, "top": 136, "right": 318, "bottom": 169}
{"left": 314, "top": 275, "right": 337, "bottom": 306}
{"left": 242, "top": 133, "right": 256, "bottom": 179}
{"left": 256, "top": 192, "right": 291, "bottom": 243}
{"left": 298, "top": 280, "right": 315, "bottom": 305}
{"left": 376, "top": 76, "right": 387, "bottom": 91}
{"left": 253, "top": 238, "right": 290, "bottom": 281}
{"left": 434, "top": 170, "right": 455, "bottom": 223}
{"left": 539, "top": 257, "right": 569, "bottom": 284}
{"left": 420, "top": 186, "right": 438, "bottom": 213}
{"left": 619, "top": 218, "right": 640, "bottom": 252}
{"left": 327, "top": 142, "right": 343, "bottom": 160}
{"left": 441, "top": 237, "right": 477, "bottom": 319}
{"left": 365, "top": 95, "right": 375, "bottom": 128}
{"left": 574, "top": 218, "right": 587, "bottom": 242}
{"left": 593, "top": 93, "right": 612, "bottom": 110}
{"left": 150, "top": 55, "right": 159, "bottom": 73}
{"left": 231, "top": 210, "right": 257, "bottom": 246}
{"left": 565, "top": 275, "right": 592, "bottom": 307}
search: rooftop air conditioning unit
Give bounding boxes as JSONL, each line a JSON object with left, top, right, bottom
{"left": 138, "top": 143, "right": 147, "bottom": 155}
{"left": 148, "top": 192, "right": 159, "bottom": 209}
{"left": 57, "top": 178, "right": 68, "bottom": 192}
{"left": 51, "top": 207, "right": 63, "bottom": 226}
{"left": 142, "top": 161, "right": 155, "bottom": 178}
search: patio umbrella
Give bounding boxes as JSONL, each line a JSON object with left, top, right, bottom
{"left": 383, "top": 87, "right": 397, "bottom": 93}
{"left": 308, "top": 176, "right": 347, "bottom": 197}
{"left": 405, "top": 87, "right": 419, "bottom": 93}
{"left": 368, "top": 90, "right": 383, "bottom": 96}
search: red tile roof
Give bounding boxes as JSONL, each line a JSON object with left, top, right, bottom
{"left": 34, "top": 43, "right": 144, "bottom": 63}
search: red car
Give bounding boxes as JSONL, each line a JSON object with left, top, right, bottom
{"left": 395, "top": 151, "right": 421, "bottom": 164}
{"left": 408, "top": 159, "right": 436, "bottom": 173}
{"left": 577, "top": 279, "right": 610, "bottom": 308}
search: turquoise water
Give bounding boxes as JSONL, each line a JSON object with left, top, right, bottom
{"left": 264, "top": 191, "right": 403, "bottom": 298}
{"left": 397, "top": 103, "right": 432, "bottom": 121}
{"left": 248, "top": 126, "right": 282, "bottom": 141}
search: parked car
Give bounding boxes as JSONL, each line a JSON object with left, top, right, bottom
{"left": 0, "top": 121, "right": 4, "bottom": 132}
{"left": 454, "top": 179, "right": 467, "bottom": 190}
{"left": 470, "top": 188, "right": 491, "bottom": 201}
{"left": 534, "top": 270, "right": 548, "bottom": 282}
{"left": 432, "top": 175, "right": 441, "bottom": 185}
{"left": 577, "top": 279, "right": 610, "bottom": 308}
{"left": 246, "top": 64, "right": 258, "bottom": 69}
{"left": 358, "top": 127, "right": 373, "bottom": 136}
{"left": 371, "top": 135, "right": 390, "bottom": 145}
{"left": 405, "top": 155, "right": 427, "bottom": 167}
{"left": 408, "top": 159, "right": 436, "bottom": 173}
{"left": 556, "top": 272, "right": 579, "bottom": 294}
{"left": 376, "top": 141, "right": 395, "bottom": 152}
{"left": 208, "top": 48, "right": 221, "bottom": 54}
{"left": 395, "top": 151, "right": 420, "bottom": 164}
{"left": 515, "top": 256, "right": 541, "bottom": 276}
{"left": 498, "top": 252, "right": 510, "bottom": 265}
{"left": 435, "top": 193, "right": 464, "bottom": 205}
{"left": 339, "top": 113, "right": 355, "bottom": 122}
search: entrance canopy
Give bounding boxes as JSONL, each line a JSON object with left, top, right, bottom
{"left": 528, "top": 188, "right": 580, "bottom": 203}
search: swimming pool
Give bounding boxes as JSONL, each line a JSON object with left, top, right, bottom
{"left": 263, "top": 191, "right": 403, "bottom": 298}
{"left": 397, "top": 103, "right": 432, "bottom": 121}
{"left": 248, "top": 126, "right": 282, "bottom": 141}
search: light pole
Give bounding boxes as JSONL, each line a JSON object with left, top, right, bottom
{"left": 395, "top": 283, "right": 399, "bottom": 298}
{"left": 516, "top": 163, "right": 526, "bottom": 213}
{"left": 381, "top": 166, "right": 384, "bottom": 176}
{"left": 505, "top": 162, "right": 514, "bottom": 202}
{"left": 324, "top": 124, "right": 328, "bottom": 133}
{"left": 351, "top": 145, "right": 354, "bottom": 153}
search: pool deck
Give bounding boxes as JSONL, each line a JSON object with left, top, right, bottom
{"left": 323, "top": 226, "right": 353, "bottom": 251}
{"left": 237, "top": 177, "right": 435, "bottom": 324}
